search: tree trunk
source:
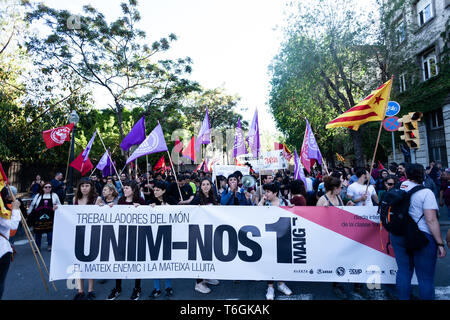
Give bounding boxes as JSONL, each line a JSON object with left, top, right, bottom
{"left": 349, "top": 129, "right": 365, "bottom": 168}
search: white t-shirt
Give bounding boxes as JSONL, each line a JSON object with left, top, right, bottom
{"left": 346, "top": 182, "right": 376, "bottom": 206}
{"left": 305, "top": 178, "right": 313, "bottom": 193}
{"left": 400, "top": 180, "right": 438, "bottom": 234}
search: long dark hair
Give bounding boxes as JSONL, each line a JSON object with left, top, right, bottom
{"left": 198, "top": 178, "right": 217, "bottom": 205}
{"left": 75, "top": 178, "right": 98, "bottom": 204}
{"left": 39, "top": 181, "right": 53, "bottom": 196}
{"left": 121, "top": 180, "right": 141, "bottom": 203}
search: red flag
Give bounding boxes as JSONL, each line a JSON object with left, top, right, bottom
{"left": 154, "top": 156, "right": 166, "bottom": 174}
{"left": 274, "top": 142, "right": 283, "bottom": 150}
{"left": 70, "top": 149, "right": 94, "bottom": 176}
{"left": 174, "top": 137, "right": 183, "bottom": 153}
{"left": 182, "top": 136, "right": 196, "bottom": 162}
{"left": 42, "top": 123, "right": 74, "bottom": 149}
{"left": 378, "top": 161, "right": 385, "bottom": 170}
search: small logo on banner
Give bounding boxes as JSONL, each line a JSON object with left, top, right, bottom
{"left": 317, "top": 269, "right": 333, "bottom": 275}
{"left": 349, "top": 269, "right": 362, "bottom": 275}
{"left": 336, "top": 267, "right": 346, "bottom": 276}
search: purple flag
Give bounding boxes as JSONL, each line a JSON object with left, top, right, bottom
{"left": 195, "top": 108, "right": 210, "bottom": 151}
{"left": 82, "top": 129, "right": 97, "bottom": 163}
{"left": 96, "top": 149, "right": 109, "bottom": 170}
{"left": 233, "top": 118, "right": 247, "bottom": 158}
{"left": 304, "top": 118, "right": 322, "bottom": 165}
{"left": 96, "top": 149, "right": 114, "bottom": 177}
{"left": 126, "top": 123, "right": 168, "bottom": 164}
{"left": 294, "top": 149, "right": 307, "bottom": 186}
{"left": 120, "top": 116, "right": 146, "bottom": 152}
{"left": 246, "top": 109, "right": 260, "bottom": 158}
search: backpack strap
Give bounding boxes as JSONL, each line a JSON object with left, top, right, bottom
{"left": 407, "top": 185, "right": 426, "bottom": 225}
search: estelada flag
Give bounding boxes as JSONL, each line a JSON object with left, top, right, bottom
{"left": 42, "top": 123, "right": 74, "bottom": 149}
{"left": 70, "top": 149, "right": 94, "bottom": 176}
{"left": 336, "top": 153, "right": 345, "bottom": 162}
{"left": 326, "top": 78, "right": 393, "bottom": 131}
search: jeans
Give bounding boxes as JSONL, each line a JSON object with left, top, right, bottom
{"left": 34, "top": 231, "right": 53, "bottom": 249}
{"left": 154, "top": 279, "right": 172, "bottom": 290}
{"left": 0, "top": 252, "right": 12, "bottom": 299}
{"left": 390, "top": 232, "right": 437, "bottom": 300}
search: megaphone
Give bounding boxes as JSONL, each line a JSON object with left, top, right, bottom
{"left": 242, "top": 175, "right": 257, "bottom": 190}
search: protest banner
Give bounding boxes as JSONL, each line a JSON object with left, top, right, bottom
{"left": 212, "top": 165, "right": 250, "bottom": 181}
{"left": 50, "top": 205, "right": 410, "bottom": 285}
{"left": 237, "top": 150, "right": 288, "bottom": 172}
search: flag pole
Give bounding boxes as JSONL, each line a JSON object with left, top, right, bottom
{"left": 167, "top": 151, "right": 184, "bottom": 201}
{"left": 96, "top": 130, "right": 124, "bottom": 190}
{"left": 365, "top": 76, "right": 394, "bottom": 197}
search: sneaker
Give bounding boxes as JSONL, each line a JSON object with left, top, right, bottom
{"left": 87, "top": 291, "right": 96, "bottom": 300}
{"left": 266, "top": 286, "right": 275, "bottom": 300}
{"left": 150, "top": 289, "right": 161, "bottom": 298}
{"left": 107, "top": 287, "right": 121, "bottom": 300}
{"left": 277, "top": 282, "right": 293, "bottom": 296}
{"left": 195, "top": 281, "right": 211, "bottom": 294}
{"left": 73, "top": 292, "right": 85, "bottom": 300}
{"left": 130, "top": 287, "right": 141, "bottom": 300}
{"left": 333, "top": 285, "right": 349, "bottom": 300}
{"left": 165, "top": 287, "right": 174, "bottom": 297}
{"left": 204, "top": 279, "right": 219, "bottom": 286}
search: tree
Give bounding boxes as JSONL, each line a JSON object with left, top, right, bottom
{"left": 269, "top": 0, "right": 386, "bottom": 167}
{"left": 25, "top": 0, "right": 197, "bottom": 155}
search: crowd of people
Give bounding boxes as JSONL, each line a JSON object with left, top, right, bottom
{"left": 1, "top": 159, "right": 450, "bottom": 300}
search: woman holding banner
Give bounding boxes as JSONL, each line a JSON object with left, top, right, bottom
{"left": 258, "top": 183, "right": 293, "bottom": 300}
{"left": 107, "top": 180, "right": 146, "bottom": 300}
{"left": 148, "top": 181, "right": 174, "bottom": 298}
{"left": 191, "top": 178, "right": 220, "bottom": 294}
{"left": 73, "top": 178, "right": 100, "bottom": 300}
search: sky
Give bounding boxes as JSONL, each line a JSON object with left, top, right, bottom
{"left": 40, "top": 0, "right": 292, "bottom": 136}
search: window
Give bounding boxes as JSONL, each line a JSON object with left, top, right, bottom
{"left": 399, "top": 73, "right": 407, "bottom": 93}
{"left": 417, "top": 0, "right": 433, "bottom": 27}
{"left": 422, "top": 50, "right": 438, "bottom": 81}
{"left": 395, "top": 20, "right": 406, "bottom": 45}
{"left": 428, "top": 109, "right": 444, "bottom": 129}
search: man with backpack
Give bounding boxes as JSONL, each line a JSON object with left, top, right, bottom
{"left": 385, "top": 164, "right": 446, "bottom": 300}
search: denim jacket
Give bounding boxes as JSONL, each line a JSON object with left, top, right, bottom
{"left": 220, "top": 188, "right": 253, "bottom": 206}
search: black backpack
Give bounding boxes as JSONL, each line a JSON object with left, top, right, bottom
{"left": 378, "top": 185, "right": 429, "bottom": 252}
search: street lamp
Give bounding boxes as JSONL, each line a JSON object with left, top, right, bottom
{"left": 66, "top": 110, "right": 80, "bottom": 204}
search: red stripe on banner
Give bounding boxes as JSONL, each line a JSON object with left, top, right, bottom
{"left": 327, "top": 112, "right": 379, "bottom": 124}
{"left": 283, "top": 206, "right": 394, "bottom": 257}
{"left": 362, "top": 94, "right": 374, "bottom": 101}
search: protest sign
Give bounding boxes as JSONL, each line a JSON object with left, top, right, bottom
{"left": 50, "top": 205, "right": 407, "bottom": 285}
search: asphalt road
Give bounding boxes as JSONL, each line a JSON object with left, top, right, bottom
{"left": 3, "top": 227, "right": 450, "bottom": 300}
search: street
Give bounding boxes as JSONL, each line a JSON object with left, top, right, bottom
{"left": 3, "top": 213, "right": 450, "bottom": 301}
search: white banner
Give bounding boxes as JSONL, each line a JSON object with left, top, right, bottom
{"left": 237, "top": 150, "right": 288, "bottom": 171}
{"left": 50, "top": 205, "right": 404, "bottom": 284}
{"left": 212, "top": 165, "right": 249, "bottom": 181}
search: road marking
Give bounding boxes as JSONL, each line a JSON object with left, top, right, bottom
{"left": 435, "top": 286, "right": 450, "bottom": 300}
{"left": 277, "top": 294, "right": 313, "bottom": 300}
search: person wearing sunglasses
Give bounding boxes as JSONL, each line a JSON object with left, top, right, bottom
{"left": 27, "top": 182, "right": 61, "bottom": 252}
{"left": 377, "top": 175, "right": 398, "bottom": 201}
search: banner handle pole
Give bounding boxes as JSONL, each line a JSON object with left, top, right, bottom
{"left": 64, "top": 137, "right": 72, "bottom": 183}
{"left": 167, "top": 151, "right": 183, "bottom": 201}
{"left": 5, "top": 184, "right": 54, "bottom": 292}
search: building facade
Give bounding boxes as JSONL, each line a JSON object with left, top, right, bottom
{"left": 386, "top": 0, "right": 450, "bottom": 168}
